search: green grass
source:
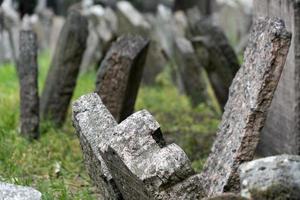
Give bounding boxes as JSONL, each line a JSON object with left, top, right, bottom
{"left": 0, "top": 53, "right": 220, "bottom": 199}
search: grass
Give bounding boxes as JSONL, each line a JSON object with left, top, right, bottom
{"left": 0, "top": 53, "right": 220, "bottom": 199}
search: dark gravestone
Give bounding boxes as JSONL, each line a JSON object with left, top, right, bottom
{"left": 41, "top": 8, "right": 88, "bottom": 126}
{"left": 190, "top": 18, "right": 240, "bottom": 108}
{"left": 18, "top": 30, "right": 39, "bottom": 139}
{"left": 200, "top": 17, "right": 291, "bottom": 197}
{"left": 95, "top": 35, "right": 150, "bottom": 123}
{"left": 254, "top": 0, "right": 300, "bottom": 156}
{"left": 173, "top": 36, "right": 211, "bottom": 107}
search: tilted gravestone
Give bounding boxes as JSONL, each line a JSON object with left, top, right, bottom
{"left": 173, "top": 36, "right": 211, "bottom": 106}
{"left": 254, "top": 0, "right": 300, "bottom": 156}
{"left": 72, "top": 93, "right": 204, "bottom": 200}
{"left": 200, "top": 17, "right": 291, "bottom": 197}
{"left": 95, "top": 35, "right": 150, "bottom": 123}
{"left": 72, "top": 94, "right": 121, "bottom": 199}
{"left": 18, "top": 30, "right": 39, "bottom": 139}
{"left": 41, "top": 8, "right": 88, "bottom": 126}
{"left": 189, "top": 18, "right": 240, "bottom": 108}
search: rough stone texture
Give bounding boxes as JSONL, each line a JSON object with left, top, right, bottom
{"left": 173, "top": 36, "right": 211, "bottom": 106}
{"left": 200, "top": 17, "right": 292, "bottom": 197}
{"left": 99, "top": 110, "right": 202, "bottom": 199}
{"left": 41, "top": 8, "right": 88, "bottom": 126}
{"left": 18, "top": 30, "right": 39, "bottom": 139}
{"left": 203, "top": 193, "right": 248, "bottom": 200}
{"left": 72, "top": 93, "right": 122, "bottom": 199}
{"left": 95, "top": 35, "right": 150, "bottom": 123}
{"left": 239, "top": 155, "right": 300, "bottom": 199}
{"left": 190, "top": 18, "right": 240, "bottom": 107}
{"left": 254, "top": 0, "right": 300, "bottom": 156}
{"left": 73, "top": 93, "right": 204, "bottom": 199}
{"left": 0, "top": 182, "right": 41, "bottom": 200}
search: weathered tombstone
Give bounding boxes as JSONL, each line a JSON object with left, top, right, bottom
{"left": 95, "top": 35, "right": 150, "bottom": 123}
{"left": 49, "top": 16, "right": 65, "bottom": 58}
{"left": 200, "top": 17, "right": 291, "bottom": 197}
{"left": 18, "top": 30, "right": 39, "bottom": 139}
{"left": 72, "top": 94, "right": 122, "bottom": 199}
{"left": 254, "top": 0, "right": 300, "bottom": 156}
{"left": 189, "top": 18, "right": 240, "bottom": 107}
{"left": 0, "top": 182, "right": 41, "bottom": 200}
{"left": 72, "top": 93, "right": 204, "bottom": 200}
{"left": 239, "top": 155, "right": 300, "bottom": 199}
{"left": 41, "top": 7, "right": 88, "bottom": 126}
{"left": 116, "top": 1, "right": 151, "bottom": 36}
{"left": 173, "top": 36, "right": 213, "bottom": 107}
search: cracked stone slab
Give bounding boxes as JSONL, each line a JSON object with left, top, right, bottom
{"left": 239, "top": 155, "right": 300, "bottom": 199}
{"left": 200, "top": 17, "right": 292, "bottom": 197}
{"left": 0, "top": 182, "right": 41, "bottom": 200}
{"left": 99, "top": 110, "right": 196, "bottom": 199}
{"left": 72, "top": 93, "right": 121, "bottom": 199}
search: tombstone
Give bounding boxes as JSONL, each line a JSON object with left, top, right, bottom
{"left": 40, "top": 8, "right": 88, "bottom": 126}
{"left": 18, "top": 30, "right": 39, "bottom": 139}
{"left": 72, "top": 93, "right": 205, "bottom": 199}
{"left": 189, "top": 18, "right": 240, "bottom": 108}
{"left": 174, "top": 36, "right": 217, "bottom": 108}
{"left": 239, "top": 155, "right": 300, "bottom": 199}
{"left": 0, "top": 182, "right": 41, "bottom": 200}
{"left": 199, "top": 17, "right": 291, "bottom": 197}
{"left": 254, "top": 0, "right": 300, "bottom": 156}
{"left": 116, "top": 1, "right": 151, "bottom": 36}
{"left": 95, "top": 35, "right": 150, "bottom": 123}
{"left": 49, "top": 16, "right": 65, "bottom": 58}
{"left": 80, "top": 5, "right": 117, "bottom": 73}
{"left": 72, "top": 94, "right": 121, "bottom": 199}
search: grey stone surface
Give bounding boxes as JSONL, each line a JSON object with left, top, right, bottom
{"left": 73, "top": 93, "right": 204, "bottom": 199}
{"left": 239, "top": 155, "right": 300, "bottom": 199}
{"left": 72, "top": 93, "right": 122, "bottom": 199}
{"left": 18, "top": 30, "right": 39, "bottom": 139}
{"left": 0, "top": 182, "right": 41, "bottom": 200}
{"left": 173, "top": 36, "right": 211, "bottom": 106}
{"left": 190, "top": 18, "right": 240, "bottom": 107}
{"left": 95, "top": 35, "right": 150, "bottom": 123}
{"left": 254, "top": 0, "right": 300, "bottom": 156}
{"left": 41, "top": 8, "right": 88, "bottom": 127}
{"left": 200, "top": 17, "right": 291, "bottom": 197}
{"left": 203, "top": 193, "right": 247, "bottom": 200}
{"left": 99, "top": 110, "right": 202, "bottom": 199}
{"left": 116, "top": 1, "right": 151, "bottom": 36}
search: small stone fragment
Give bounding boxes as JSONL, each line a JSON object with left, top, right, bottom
{"left": 0, "top": 182, "right": 41, "bottom": 200}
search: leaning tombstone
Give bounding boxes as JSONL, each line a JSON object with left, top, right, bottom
{"left": 254, "top": 0, "right": 300, "bottom": 156}
{"left": 18, "top": 30, "right": 39, "bottom": 139}
{"left": 95, "top": 35, "right": 150, "bottom": 123}
{"left": 189, "top": 18, "right": 240, "bottom": 107}
{"left": 41, "top": 7, "right": 88, "bottom": 126}
{"left": 72, "top": 94, "right": 122, "bottom": 199}
{"left": 200, "top": 17, "right": 291, "bottom": 197}
{"left": 116, "top": 1, "right": 151, "bottom": 36}
{"left": 173, "top": 36, "right": 213, "bottom": 107}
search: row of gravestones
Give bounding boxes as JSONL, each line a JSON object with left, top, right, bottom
{"left": 18, "top": 0, "right": 300, "bottom": 159}
{"left": 72, "top": 16, "right": 300, "bottom": 199}
{"left": 18, "top": 1, "right": 240, "bottom": 137}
